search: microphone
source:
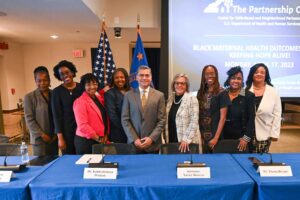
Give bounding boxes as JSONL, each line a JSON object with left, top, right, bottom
{"left": 4, "top": 156, "right": 7, "bottom": 166}
{"left": 251, "top": 152, "right": 285, "bottom": 167}
{"left": 177, "top": 144, "right": 206, "bottom": 168}
{"left": 190, "top": 153, "right": 193, "bottom": 164}
{"left": 0, "top": 148, "right": 26, "bottom": 172}
{"left": 266, "top": 152, "right": 273, "bottom": 164}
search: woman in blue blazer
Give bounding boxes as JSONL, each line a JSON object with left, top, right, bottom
{"left": 104, "top": 68, "right": 131, "bottom": 143}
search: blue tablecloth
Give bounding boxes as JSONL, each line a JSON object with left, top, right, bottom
{"left": 0, "top": 156, "right": 56, "bottom": 200}
{"left": 29, "top": 154, "right": 254, "bottom": 200}
{"left": 233, "top": 153, "right": 300, "bottom": 200}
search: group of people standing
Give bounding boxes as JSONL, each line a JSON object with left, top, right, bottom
{"left": 197, "top": 64, "right": 281, "bottom": 153}
{"left": 24, "top": 60, "right": 281, "bottom": 156}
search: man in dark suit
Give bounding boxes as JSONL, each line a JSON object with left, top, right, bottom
{"left": 121, "top": 66, "right": 166, "bottom": 153}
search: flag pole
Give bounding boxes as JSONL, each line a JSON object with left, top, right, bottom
{"left": 101, "top": 18, "right": 107, "bottom": 85}
{"left": 137, "top": 13, "right": 140, "bottom": 35}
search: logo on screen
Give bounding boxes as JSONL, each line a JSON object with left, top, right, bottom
{"left": 204, "top": 0, "right": 234, "bottom": 13}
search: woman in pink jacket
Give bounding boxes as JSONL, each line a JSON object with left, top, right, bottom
{"left": 73, "top": 73, "right": 110, "bottom": 154}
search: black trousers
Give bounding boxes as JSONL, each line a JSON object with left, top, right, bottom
{"left": 74, "top": 135, "right": 98, "bottom": 155}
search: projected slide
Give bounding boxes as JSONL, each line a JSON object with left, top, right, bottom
{"left": 169, "top": 0, "right": 300, "bottom": 97}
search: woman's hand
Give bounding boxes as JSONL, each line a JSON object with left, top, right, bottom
{"left": 238, "top": 138, "right": 248, "bottom": 151}
{"left": 179, "top": 141, "right": 190, "bottom": 153}
{"left": 57, "top": 133, "right": 66, "bottom": 151}
{"left": 41, "top": 133, "right": 51, "bottom": 143}
{"left": 208, "top": 137, "right": 218, "bottom": 149}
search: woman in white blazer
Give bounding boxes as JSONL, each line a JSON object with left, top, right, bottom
{"left": 164, "top": 74, "right": 201, "bottom": 153}
{"left": 246, "top": 63, "right": 282, "bottom": 153}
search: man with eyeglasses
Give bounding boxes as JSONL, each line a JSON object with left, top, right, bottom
{"left": 121, "top": 65, "right": 166, "bottom": 153}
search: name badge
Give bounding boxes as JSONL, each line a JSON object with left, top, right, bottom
{"left": 258, "top": 166, "right": 293, "bottom": 177}
{"left": 83, "top": 168, "right": 117, "bottom": 179}
{"left": 177, "top": 167, "right": 210, "bottom": 179}
{"left": 0, "top": 171, "right": 13, "bottom": 182}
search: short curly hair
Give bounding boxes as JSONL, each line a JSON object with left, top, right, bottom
{"left": 224, "top": 66, "right": 244, "bottom": 88}
{"left": 80, "top": 73, "right": 98, "bottom": 87}
{"left": 53, "top": 60, "right": 77, "bottom": 81}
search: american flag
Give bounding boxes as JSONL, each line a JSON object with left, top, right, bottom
{"left": 92, "top": 26, "right": 116, "bottom": 89}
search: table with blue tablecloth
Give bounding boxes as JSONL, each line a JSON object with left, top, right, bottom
{"left": 29, "top": 154, "right": 254, "bottom": 200}
{"left": 0, "top": 156, "right": 57, "bottom": 200}
{"left": 233, "top": 153, "right": 300, "bottom": 200}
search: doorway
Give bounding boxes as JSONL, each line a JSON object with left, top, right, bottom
{"left": 0, "top": 57, "right": 5, "bottom": 134}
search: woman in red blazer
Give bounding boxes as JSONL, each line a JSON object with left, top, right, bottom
{"left": 73, "top": 73, "right": 110, "bottom": 154}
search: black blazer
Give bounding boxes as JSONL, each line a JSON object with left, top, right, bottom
{"left": 104, "top": 87, "right": 127, "bottom": 143}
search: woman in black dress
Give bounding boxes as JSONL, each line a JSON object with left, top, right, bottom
{"left": 104, "top": 68, "right": 130, "bottom": 143}
{"left": 220, "top": 66, "right": 255, "bottom": 152}
{"left": 197, "top": 65, "right": 230, "bottom": 153}
{"left": 51, "top": 60, "right": 83, "bottom": 154}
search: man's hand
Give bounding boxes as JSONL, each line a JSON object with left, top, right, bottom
{"left": 140, "top": 137, "right": 153, "bottom": 149}
{"left": 134, "top": 138, "right": 143, "bottom": 149}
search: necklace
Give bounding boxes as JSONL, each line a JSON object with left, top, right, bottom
{"left": 173, "top": 96, "right": 183, "bottom": 104}
{"left": 64, "top": 82, "right": 76, "bottom": 95}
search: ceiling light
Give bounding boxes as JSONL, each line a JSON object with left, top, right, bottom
{"left": 50, "top": 35, "right": 59, "bottom": 39}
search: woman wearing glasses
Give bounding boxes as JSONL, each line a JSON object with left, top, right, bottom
{"left": 164, "top": 74, "right": 201, "bottom": 153}
{"left": 52, "top": 60, "right": 83, "bottom": 154}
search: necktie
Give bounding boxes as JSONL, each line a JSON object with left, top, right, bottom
{"left": 141, "top": 89, "right": 147, "bottom": 111}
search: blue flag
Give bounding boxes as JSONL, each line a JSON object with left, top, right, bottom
{"left": 130, "top": 33, "right": 148, "bottom": 88}
{"left": 92, "top": 28, "right": 116, "bottom": 89}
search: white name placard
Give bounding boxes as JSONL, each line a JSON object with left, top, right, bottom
{"left": 0, "top": 171, "right": 13, "bottom": 182}
{"left": 83, "top": 168, "right": 117, "bottom": 179}
{"left": 258, "top": 166, "right": 293, "bottom": 177}
{"left": 177, "top": 167, "right": 210, "bottom": 179}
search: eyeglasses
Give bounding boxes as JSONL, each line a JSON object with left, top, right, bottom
{"left": 175, "top": 82, "right": 186, "bottom": 86}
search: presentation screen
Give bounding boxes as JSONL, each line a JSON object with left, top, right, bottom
{"left": 169, "top": 0, "right": 300, "bottom": 98}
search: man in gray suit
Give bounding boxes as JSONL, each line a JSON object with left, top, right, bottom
{"left": 122, "top": 66, "right": 166, "bottom": 153}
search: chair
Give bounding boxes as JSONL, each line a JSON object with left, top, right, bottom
{"left": 0, "top": 135, "right": 9, "bottom": 143}
{"left": 0, "top": 143, "right": 21, "bottom": 156}
{"left": 160, "top": 143, "right": 200, "bottom": 154}
{"left": 213, "top": 139, "right": 249, "bottom": 153}
{"left": 92, "top": 143, "right": 136, "bottom": 155}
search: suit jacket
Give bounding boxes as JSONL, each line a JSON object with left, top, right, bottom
{"left": 121, "top": 88, "right": 166, "bottom": 152}
{"left": 73, "top": 91, "right": 109, "bottom": 140}
{"left": 104, "top": 87, "right": 127, "bottom": 143}
{"left": 164, "top": 92, "right": 201, "bottom": 149}
{"left": 24, "top": 89, "right": 54, "bottom": 144}
{"left": 249, "top": 84, "right": 282, "bottom": 141}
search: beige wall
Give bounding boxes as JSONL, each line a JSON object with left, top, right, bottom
{"left": 0, "top": 28, "right": 160, "bottom": 109}
{"left": 0, "top": 40, "right": 25, "bottom": 110}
